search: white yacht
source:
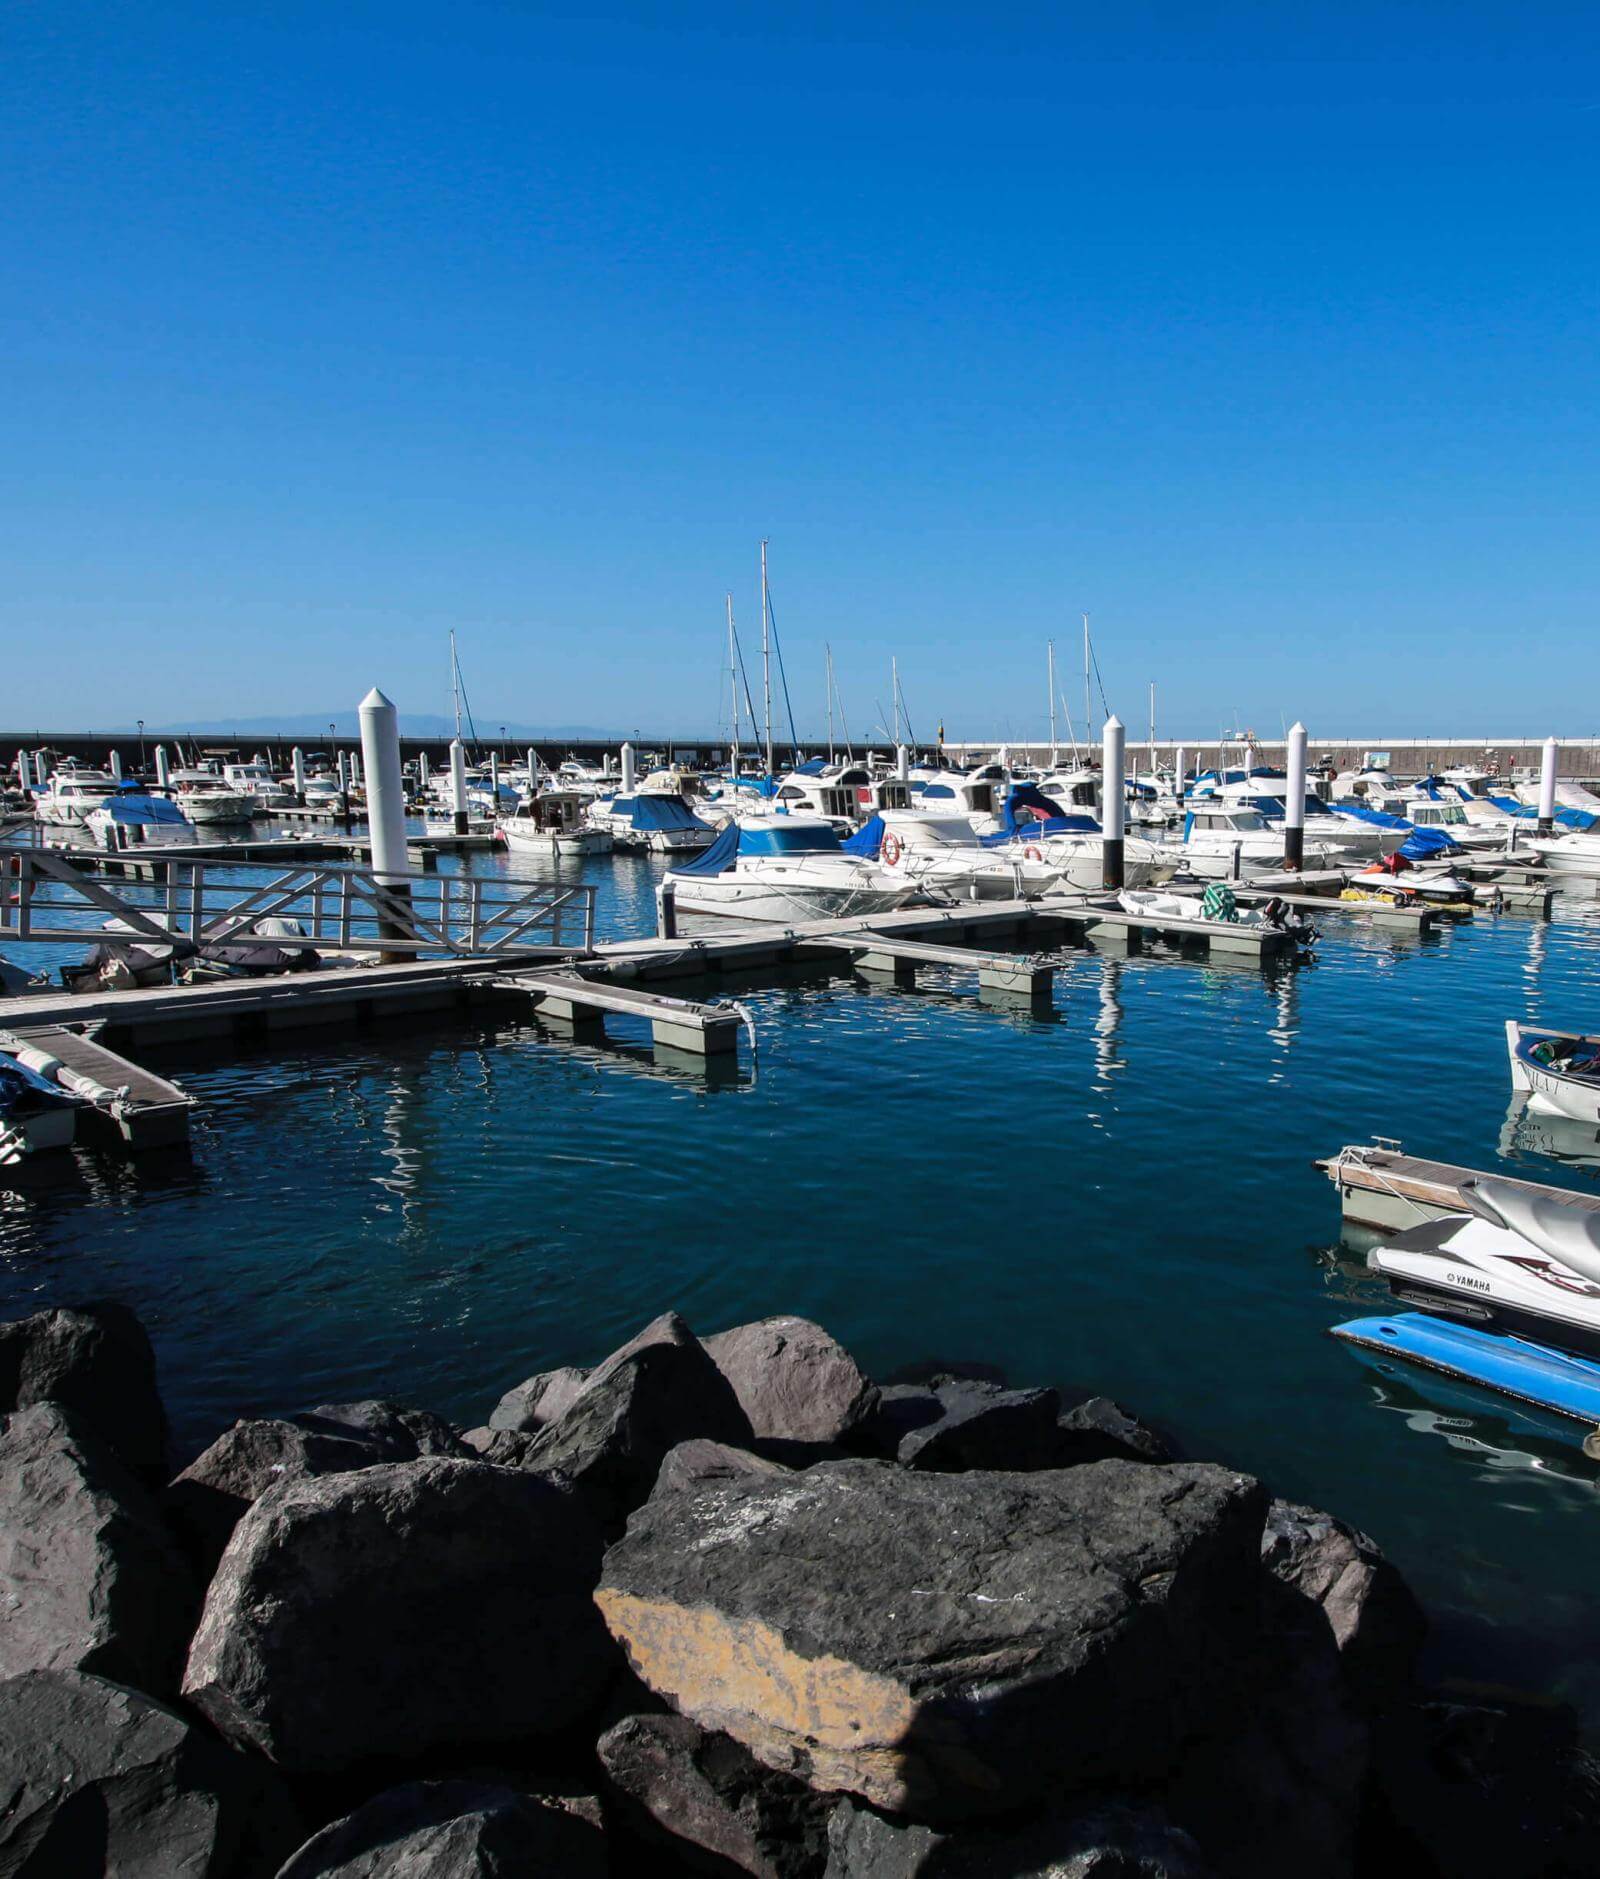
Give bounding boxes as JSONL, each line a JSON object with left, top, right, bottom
{"left": 871, "top": 812, "right": 1066, "bottom": 900}
{"left": 1189, "top": 770, "right": 1380, "bottom": 859}
{"left": 913, "top": 767, "right": 1006, "bottom": 820}
{"left": 34, "top": 767, "right": 118, "bottom": 827}
{"left": 1402, "top": 800, "right": 1507, "bottom": 854}
{"left": 665, "top": 816, "right": 920, "bottom": 921}
{"left": 1530, "top": 831, "right": 1600, "bottom": 878}
{"left": 497, "top": 791, "right": 613, "bottom": 855}
{"left": 770, "top": 763, "right": 914, "bottom": 828}
{"left": 169, "top": 769, "right": 253, "bottom": 823}
{"left": 1162, "top": 806, "right": 1343, "bottom": 880}
{"left": 223, "top": 760, "right": 296, "bottom": 811}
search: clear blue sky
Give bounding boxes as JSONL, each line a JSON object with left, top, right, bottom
{"left": 5, "top": 4, "right": 1598, "bottom": 742}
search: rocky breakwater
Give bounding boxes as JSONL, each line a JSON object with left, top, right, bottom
{"left": 0, "top": 1301, "right": 1595, "bottom": 1876}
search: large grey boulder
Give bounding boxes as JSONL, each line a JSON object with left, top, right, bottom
{"left": 1260, "top": 1498, "right": 1425, "bottom": 1707}
{"left": 0, "top": 1403, "right": 194, "bottom": 1698}
{"left": 598, "top": 1711, "right": 833, "bottom": 1878}
{"left": 0, "top": 1669, "right": 299, "bottom": 1879}
{"left": 519, "top": 1312, "right": 752, "bottom": 1527}
{"left": 702, "top": 1317, "right": 878, "bottom": 1445}
{"left": 183, "top": 1457, "right": 612, "bottom": 1774}
{"left": 487, "top": 1365, "right": 591, "bottom": 1435}
{"left": 167, "top": 1403, "right": 473, "bottom": 1572}
{"left": 897, "top": 1380, "right": 1062, "bottom": 1472}
{"left": 823, "top": 1796, "right": 1212, "bottom": 1877}
{"left": 0, "top": 1300, "right": 167, "bottom": 1479}
{"left": 274, "top": 1780, "right": 607, "bottom": 1878}
{"left": 654, "top": 1440, "right": 791, "bottom": 1501}
{"left": 1055, "top": 1398, "right": 1173, "bottom": 1466}
{"left": 598, "top": 1459, "right": 1267, "bottom": 1820}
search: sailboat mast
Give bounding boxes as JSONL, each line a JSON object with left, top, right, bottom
{"left": 1048, "top": 641, "right": 1057, "bottom": 765}
{"left": 760, "top": 540, "right": 773, "bottom": 778}
{"left": 1148, "top": 680, "right": 1156, "bottom": 778}
{"left": 450, "top": 629, "right": 462, "bottom": 743}
{"left": 1082, "top": 613, "right": 1091, "bottom": 743}
{"left": 826, "top": 644, "right": 835, "bottom": 763}
{"left": 727, "top": 594, "right": 740, "bottom": 776}
{"left": 892, "top": 656, "right": 900, "bottom": 746}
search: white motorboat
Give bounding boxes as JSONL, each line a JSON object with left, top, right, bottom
{"left": 1117, "top": 886, "right": 1317, "bottom": 946}
{"left": 223, "top": 761, "right": 297, "bottom": 811}
{"left": 913, "top": 767, "right": 1006, "bottom": 821}
{"left": 169, "top": 770, "right": 253, "bottom": 823}
{"left": 497, "top": 791, "right": 613, "bottom": 855}
{"left": 34, "top": 767, "right": 117, "bottom": 827}
{"left": 1160, "top": 806, "right": 1343, "bottom": 881}
{"left": 1529, "top": 832, "right": 1600, "bottom": 878}
{"left": 1368, "top": 1176, "right": 1600, "bottom": 1361}
{"left": 0, "top": 1045, "right": 83, "bottom": 1165}
{"left": 587, "top": 782, "right": 716, "bottom": 852}
{"left": 1401, "top": 800, "right": 1508, "bottom": 854}
{"left": 1189, "top": 771, "right": 1381, "bottom": 859}
{"left": 665, "top": 816, "right": 920, "bottom": 921}
{"left": 1508, "top": 1021, "right": 1600, "bottom": 1126}
{"left": 871, "top": 812, "right": 1065, "bottom": 900}
{"left": 771, "top": 763, "right": 912, "bottom": 828}
{"left": 1342, "top": 853, "right": 1475, "bottom": 908}
{"left": 84, "top": 790, "right": 199, "bottom": 851}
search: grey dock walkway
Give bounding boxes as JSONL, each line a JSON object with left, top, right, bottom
{"left": 0, "top": 1024, "right": 195, "bottom": 1150}
{"left": 498, "top": 969, "right": 744, "bottom": 1055}
{"left": 1317, "top": 1141, "right": 1600, "bottom": 1234}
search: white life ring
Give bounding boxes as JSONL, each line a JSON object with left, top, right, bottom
{"left": 881, "top": 831, "right": 903, "bottom": 866}
{"left": 1024, "top": 843, "right": 1043, "bottom": 862}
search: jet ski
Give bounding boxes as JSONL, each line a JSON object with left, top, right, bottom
{"left": 1343, "top": 851, "right": 1474, "bottom": 912}
{"left": 1368, "top": 1176, "right": 1600, "bottom": 1360}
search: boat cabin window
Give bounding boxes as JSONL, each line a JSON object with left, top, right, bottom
{"left": 967, "top": 785, "right": 995, "bottom": 814}
{"left": 778, "top": 786, "right": 806, "bottom": 802}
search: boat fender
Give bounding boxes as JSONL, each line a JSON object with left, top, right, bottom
{"left": 1024, "top": 844, "right": 1043, "bottom": 862}
{"left": 881, "top": 832, "right": 903, "bottom": 866}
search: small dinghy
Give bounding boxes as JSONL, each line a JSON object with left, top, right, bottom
{"left": 1118, "top": 885, "right": 1318, "bottom": 945}
{"left": 0, "top": 1048, "right": 83, "bottom": 1166}
{"left": 1507, "top": 1020, "right": 1600, "bottom": 1126}
{"left": 1342, "top": 851, "right": 1474, "bottom": 912}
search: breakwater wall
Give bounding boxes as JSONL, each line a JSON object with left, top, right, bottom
{"left": 1, "top": 1298, "right": 1594, "bottom": 1877}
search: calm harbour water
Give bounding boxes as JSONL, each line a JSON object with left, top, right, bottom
{"left": 6, "top": 838, "right": 1600, "bottom": 1715}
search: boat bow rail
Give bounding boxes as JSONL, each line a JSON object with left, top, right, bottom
{"left": 0, "top": 847, "right": 596, "bottom": 958}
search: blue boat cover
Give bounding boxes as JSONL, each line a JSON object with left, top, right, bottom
{"left": 630, "top": 795, "right": 709, "bottom": 833}
{"left": 842, "top": 815, "right": 884, "bottom": 857}
{"left": 1396, "top": 827, "right": 1460, "bottom": 860}
{"left": 1331, "top": 1314, "right": 1600, "bottom": 1425}
{"left": 669, "top": 819, "right": 740, "bottom": 876}
{"left": 739, "top": 822, "right": 841, "bottom": 857}
{"left": 984, "top": 783, "right": 1097, "bottom": 844}
{"left": 1330, "top": 801, "right": 1411, "bottom": 831}
{"left": 101, "top": 793, "right": 191, "bottom": 827}
{"left": 792, "top": 757, "right": 828, "bottom": 776}
{"left": 1489, "top": 793, "right": 1596, "bottom": 831}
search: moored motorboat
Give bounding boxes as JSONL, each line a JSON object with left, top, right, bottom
{"left": 1507, "top": 1020, "right": 1600, "bottom": 1126}
{"left": 864, "top": 811, "right": 1066, "bottom": 900}
{"left": 665, "top": 816, "right": 921, "bottom": 921}
{"left": 1118, "top": 886, "right": 1317, "bottom": 946}
{"left": 83, "top": 789, "right": 199, "bottom": 851}
{"left": 0, "top": 1047, "right": 83, "bottom": 1165}
{"left": 498, "top": 791, "right": 613, "bottom": 855}
{"left": 1529, "top": 831, "right": 1600, "bottom": 878}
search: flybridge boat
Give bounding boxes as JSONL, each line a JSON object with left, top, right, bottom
{"left": 34, "top": 768, "right": 117, "bottom": 827}
{"left": 83, "top": 790, "right": 198, "bottom": 851}
{"left": 1508, "top": 1022, "right": 1600, "bottom": 1127}
{"left": 222, "top": 761, "right": 296, "bottom": 811}
{"left": 497, "top": 791, "right": 612, "bottom": 855}
{"left": 169, "top": 770, "right": 253, "bottom": 823}
{"left": 665, "top": 817, "right": 920, "bottom": 922}
{"left": 1401, "top": 800, "right": 1507, "bottom": 854}
{"left": 913, "top": 768, "right": 1005, "bottom": 820}
{"left": 1366, "top": 1177, "right": 1600, "bottom": 1363}
{"left": 1162, "top": 807, "right": 1342, "bottom": 881}
{"left": 772, "top": 762, "right": 912, "bottom": 827}
{"left": 861, "top": 812, "right": 1066, "bottom": 901}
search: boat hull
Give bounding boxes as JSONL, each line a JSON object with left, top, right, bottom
{"left": 1506, "top": 1021, "right": 1600, "bottom": 1125}
{"left": 668, "top": 876, "right": 919, "bottom": 922}
{"left": 1332, "top": 1313, "right": 1600, "bottom": 1425}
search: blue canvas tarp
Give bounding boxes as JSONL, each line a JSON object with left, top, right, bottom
{"left": 842, "top": 815, "right": 884, "bottom": 857}
{"left": 669, "top": 820, "right": 740, "bottom": 876}
{"left": 104, "top": 792, "right": 191, "bottom": 827}
{"left": 1330, "top": 801, "right": 1412, "bottom": 831}
{"left": 1396, "top": 827, "right": 1460, "bottom": 860}
{"left": 630, "top": 794, "right": 709, "bottom": 833}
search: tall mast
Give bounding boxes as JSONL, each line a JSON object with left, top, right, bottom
{"left": 892, "top": 656, "right": 900, "bottom": 745}
{"left": 1048, "top": 640, "right": 1057, "bottom": 766}
{"left": 1148, "top": 679, "right": 1156, "bottom": 776}
{"left": 726, "top": 594, "right": 740, "bottom": 776}
{"left": 450, "top": 629, "right": 462, "bottom": 743}
{"left": 760, "top": 539, "right": 773, "bottom": 778}
{"left": 1082, "top": 612, "right": 1091, "bottom": 746}
{"left": 826, "top": 644, "right": 835, "bottom": 763}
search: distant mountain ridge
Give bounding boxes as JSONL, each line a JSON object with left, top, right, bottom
{"left": 147, "top": 713, "right": 629, "bottom": 741}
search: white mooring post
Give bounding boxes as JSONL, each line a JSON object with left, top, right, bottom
{"left": 1102, "top": 716, "right": 1126, "bottom": 889}
{"left": 620, "top": 742, "right": 636, "bottom": 793}
{"left": 895, "top": 743, "right": 909, "bottom": 782}
{"left": 489, "top": 751, "right": 499, "bottom": 804}
{"left": 290, "top": 746, "right": 305, "bottom": 803}
{"left": 526, "top": 747, "right": 537, "bottom": 789}
{"left": 108, "top": 748, "right": 122, "bottom": 781}
{"left": 450, "top": 738, "right": 468, "bottom": 835}
{"left": 1538, "top": 736, "right": 1559, "bottom": 836}
{"left": 1174, "top": 744, "right": 1187, "bottom": 806}
{"left": 15, "top": 750, "right": 31, "bottom": 791}
{"left": 418, "top": 751, "right": 430, "bottom": 794}
{"left": 359, "top": 688, "right": 412, "bottom": 961}
{"left": 1284, "top": 722, "right": 1308, "bottom": 871}
{"left": 155, "top": 745, "right": 171, "bottom": 789}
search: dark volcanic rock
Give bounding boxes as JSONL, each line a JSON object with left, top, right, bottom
{"left": 1055, "top": 1397, "right": 1173, "bottom": 1466}
{"left": 0, "top": 1668, "right": 298, "bottom": 1879}
{"left": 702, "top": 1317, "right": 878, "bottom": 1445}
{"left": 487, "top": 1364, "right": 592, "bottom": 1435}
{"left": 168, "top": 1403, "right": 475, "bottom": 1573}
{"left": 1260, "top": 1498, "right": 1426, "bottom": 1707}
{"left": 897, "top": 1381, "right": 1062, "bottom": 1473}
{"left": 0, "top": 1300, "right": 167, "bottom": 1478}
{"left": 520, "top": 1312, "right": 753, "bottom": 1526}
{"left": 183, "top": 1457, "right": 612, "bottom": 1774}
{"left": 0, "top": 1403, "right": 194, "bottom": 1698}
{"left": 1373, "top": 1694, "right": 1600, "bottom": 1879}
{"left": 598, "top": 1458, "right": 1267, "bottom": 1820}
{"left": 850, "top": 1386, "right": 944, "bottom": 1458}
{"left": 823, "top": 1796, "right": 1212, "bottom": 1877}
{"left": 599, "top": 1711, "right": 833, "bottom": 1878}
{"left": 275, "top": 1779, "right": 607, "bottom": 1878}
{"left": 654, "top": 1440, "right": 792, "bottom": 1500}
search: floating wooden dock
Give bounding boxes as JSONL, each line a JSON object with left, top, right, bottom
{"left": 1317, "top": 1141, "right": 1600, "bottom": 1234}
{"left": 0, "top": 1024, "right": 195, "bottom": 1151}
{"left": 500, "top": 969, "right": 744, "bottom": 1055}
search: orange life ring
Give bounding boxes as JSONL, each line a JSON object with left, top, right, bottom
{"left": 1024, "top": 843, "right": 1044, "bottom": 862}
{"left": 881, "top": 831, "right": 903, "bottom": 866}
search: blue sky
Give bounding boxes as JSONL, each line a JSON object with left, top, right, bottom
{"left": 4, "top": 4, "right": 1598, "bottom": 741}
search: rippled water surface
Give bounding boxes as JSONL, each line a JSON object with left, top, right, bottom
{"left": 6, "top": 839, "right": 1600, "bottom": 1714}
